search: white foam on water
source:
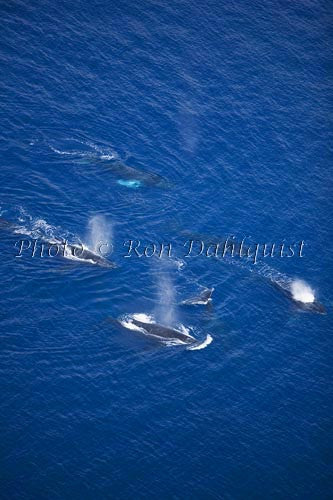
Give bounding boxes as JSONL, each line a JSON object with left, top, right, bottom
{"left": 48, "top": 138, "right": 117, "bottom": 161}
{"left": 84, "top": 139, "right": 117, "bottom": 159}
{"left": 100, "top": 154, "right": 115, "bottom": 160}
{"left": 172, "top": 258, "right": 186, "bottom": 270}
{"left": 14, "top": 216, "right": 60, "bottom": 241}
{"left": 33, "top": 218, "right": 57, "bottom": 236}
{"left": 290, "top": 279, "right": 315, "bottom": 304}
{"left": 120, "top": 313, "right": 154, "bottom": 333}
{"left": 132, "top": 313, "right": 154, "bottom": 323}
{"left": 164, "top": 338, "right": 188, "bottom": 347}
{"left": 187, "top": 334, "right": 213, "bottom": 351}
{"left": 12, "top": 213, "right": 95, "bottom": 264}
{"left": 49, "top": 144, "right": 78, "bottom": 155}
{"left": 17, "top": 206, "right": 32, "bottom": 223}
{"left": 120, "top": 319, "right": 146, "bottom": 333}
{"left": 13, "top": 227, "right": 33, "bottom": 237}
{"left": 178, "top": 323, "right": 195, "bottom": 340}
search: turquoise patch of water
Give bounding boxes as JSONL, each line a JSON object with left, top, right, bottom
{"left": 117, "top": 179, "right": 142, "bottom": 188}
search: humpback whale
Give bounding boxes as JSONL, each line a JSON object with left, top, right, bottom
{"left": 48, "top": 139, "right": 170, "bottom": 188}
{"left": 117, "top": 313, "right": 213, "bottom": 349}
{"left": 181, "top": 287, "right": 214, "bottom": 306}
{"left": 0, "top": 217, "right": 116, "bottom": 268}
{"left": 103, "top": 161, "right": 170, "bottom": 188}
{"left": 59, "top": 241, "right": 116, "bottom": 268}
{"left": 274, "top": 280, "right": 326, "bottom": 314}
{"left": 125, "top": 316, "right": 195, "bottom": 344}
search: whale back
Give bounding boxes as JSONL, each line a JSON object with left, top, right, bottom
{"left": 182, "top": 287, "right": 214, "bottom": 305}
{"left": 105, "top": 161, "right": 169, "bottom": 187}
{"left": 131, "top": 319, "right": 194, "bottom": 343}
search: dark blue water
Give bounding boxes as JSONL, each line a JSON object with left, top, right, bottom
{"left": 1, "top": 0, "right": 332, "bottom": 498}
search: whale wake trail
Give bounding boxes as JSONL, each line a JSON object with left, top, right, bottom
{"left": 254, "top": 262, "right": 293, "bottom": 289}
{"left": 6, "top": 208, "right": 115, "bottom": 267}
{"left": 46, "top": 137, "right": 117, "bottom": 161}
{"left": 13, "top": 209, "right": 75, "bottom": 243}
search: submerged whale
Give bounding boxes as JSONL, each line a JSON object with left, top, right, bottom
{"left": 0, "top": 217, "right": 116, "bottom": 268}
{"left": 103, "top": 161, "right": 170, "bottom": 188}
{"left": 47, "top": 141, "right": 169, "bottom": 188}
{"left": 181, "top": 287, "right": 214, "bottom": 306}
{"left": 274, "top": 280, "right": 326, "bottom": 314}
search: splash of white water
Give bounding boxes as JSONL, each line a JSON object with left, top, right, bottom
{"left": 187, "top": 334, "right": 213, "bottom": 350}
{"left": 290, "top": 279, "right": 315, "bottom": 304}
{"left": 132, "top": 313, "right": 154, "bottom": 323}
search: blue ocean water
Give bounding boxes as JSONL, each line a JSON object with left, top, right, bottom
{"left": 0, "top": 0, "right": 332, "bottom": 498}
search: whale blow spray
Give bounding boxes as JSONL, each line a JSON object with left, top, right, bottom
{"left": 87, "top": 215, "right": 113, "bottom": 255}
{"left": 290, "top": 279, "right": 315, "bottom": 304}
{"left": 155, "top": 273, "right": 176, "bottom": 326}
